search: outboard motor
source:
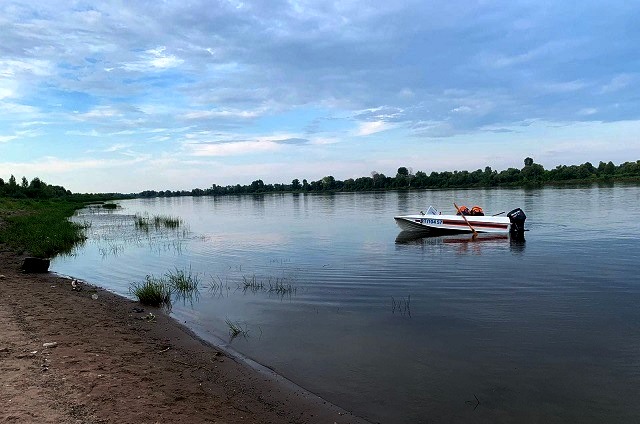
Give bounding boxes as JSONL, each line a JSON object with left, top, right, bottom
{"left": 507, "top": 208, "right": 526, "bottom": 239}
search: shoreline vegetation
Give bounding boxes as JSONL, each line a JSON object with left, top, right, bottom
{"left": 1, "top": 156, "right": 638, "bottom": 256}
{"left": 1, "top": 158, "right": 639, "bottom": 203}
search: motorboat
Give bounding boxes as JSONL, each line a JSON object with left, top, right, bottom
{"left": 394, "top": 205, "right": 526, "bottom": 237}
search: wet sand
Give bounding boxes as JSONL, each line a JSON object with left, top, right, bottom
{"left": 0, "top": 249, "right": 371, "bottom": 424}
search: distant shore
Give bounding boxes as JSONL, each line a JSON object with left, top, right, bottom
{"left": 0, "top": 249, "right": 370, "bottom": 424}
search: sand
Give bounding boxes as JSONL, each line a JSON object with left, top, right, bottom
{"left": 0, "top": 249, "right": 371, "bottom": 424}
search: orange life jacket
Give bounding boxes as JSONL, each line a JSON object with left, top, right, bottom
{"left": 471, "top": 206, "right": 484, "bottom": 215}
{"left": 457, "top": 205, "right": 470, "bottom": 215}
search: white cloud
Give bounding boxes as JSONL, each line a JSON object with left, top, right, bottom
{"left": 355, "top": 121, "right": 391, "bottom": 136}
{"left": 122, "top": 46, "right": 184, "bottom": 72}
{"left": 188, "top": 140, "right": 281, "bottom": 156}
{"left": 0, "top": 134, "right": 18, "bottom": 143}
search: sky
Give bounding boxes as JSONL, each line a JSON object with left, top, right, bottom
{"left": 1, "top": 0, "right": 639, "bottom": 193}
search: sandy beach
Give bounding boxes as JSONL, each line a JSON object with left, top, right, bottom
{"left": 0, "top": 249, "right": 371, "bottom": 424}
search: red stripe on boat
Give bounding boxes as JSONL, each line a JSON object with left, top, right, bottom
{"left": 441, "top": 219, "right": 509, "bottom": 229}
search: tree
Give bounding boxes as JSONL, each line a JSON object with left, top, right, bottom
{"left": 524, "top": 157, "right": 534, "bottom": 167}
{"left": 291, "top": 179, "right": 301, "bottom": 190}
{"left": 397, "top": 167, "right": 409, "bottom": 176}
{"left": 21, "top": 176, "right": 28, "bottom": 188}
{"left": 8, "top": 175, "right": 16, "bottom": 186}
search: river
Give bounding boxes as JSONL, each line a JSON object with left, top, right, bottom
{"left": 52, "top": 184, "right": 640, "bottom": 423}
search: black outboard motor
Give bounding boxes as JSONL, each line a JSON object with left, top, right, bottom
{"left": 507, "top": 208, "right": 526, "bottom": 239}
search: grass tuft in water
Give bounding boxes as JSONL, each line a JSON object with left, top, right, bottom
{"left": 130, "top": 276, "right": 172, "bottom": 307}
{"left": 268, "top": 278, "right": 296, "bottom": 296}
{"left": 242, "top": 275, "right": 264, "bottom": 293}
{"left": 225, "top": 318, "right": 249, "bottom": 339}
{"left": 166, "top": 267, "right": 199, "bottom": 293}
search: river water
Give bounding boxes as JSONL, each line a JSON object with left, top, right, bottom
{"left": 52, "top": 185, "right": 640, "bottom": 423}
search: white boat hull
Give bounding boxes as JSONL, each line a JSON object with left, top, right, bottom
{"left": 394, "top": 214, "right": 511, "bottom": 234}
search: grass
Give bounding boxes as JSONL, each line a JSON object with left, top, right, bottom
{"left": 129, "top": 267, "right": 200, "bottom": 307}
{"left": 0, "top": 198, "right": 88, "bottom": 257}
{"left": 129, "top": 275, "right": 172, "bottom": 307}
{"left": 225, "top": 318, "right": 249, "bottom": 339}
{"left": 134, "top": 214, "right": 183, "bottom": 231}
{"left": 165, "top": 267, "right": 199, "bottom": 293}
{"left": 102, "top": 203, "right": 117, "bottom": 209}
{"left": 268, "top": 277, "right": 296, "bottom": 296}
{"left": 242, "top": 275, "right": 264, "bottom": 292}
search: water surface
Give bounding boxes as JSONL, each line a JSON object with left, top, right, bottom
{"left": 53, "top": 185, "right": 640, "bottom": 423}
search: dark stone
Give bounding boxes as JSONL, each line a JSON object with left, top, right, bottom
{"left": 21, "top": 257, "right": 50, "bottom": 273}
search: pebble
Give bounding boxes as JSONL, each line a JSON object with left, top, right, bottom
{"left": 43, "top": 342, "right": 58, "bottom": 348}
{"left": 0, "top": 274, "right": 6, "bottom": 279}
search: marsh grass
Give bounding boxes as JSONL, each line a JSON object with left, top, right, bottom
{"left": 225, "top": 318, "right": 249, "bottom": 339}
{"left": 134, "top": 214, "right": 182, "bottom": 231}
{"left": 130, "top": 267, "right": 200, "bottom": 307}
{"left": 242, "top": 275, "right": 264, "bottom": 293}
{"left": 268, "top": 277, "right": 296, "bottom": 296}
{"left": 130, "top": 275, "right": 172, "bottom": 308}
{"left": 0, "top": 199, "right": 87, "bottom": 257}
{"left": 166, "top": 267, "right": 199, "bottom": 293}
{"left": 208, "top": 276, "right": 231, "bottom": 297}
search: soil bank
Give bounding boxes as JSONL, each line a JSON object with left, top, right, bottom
{"left": 0, "top": 249, "right": 372, "bottom": 424}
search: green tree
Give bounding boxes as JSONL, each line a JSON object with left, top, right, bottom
{"left": 524, "top": 157, "right": 534, "bottom": 167}
{"left": 291, "top": 179, "right": 301, "bottom": 190}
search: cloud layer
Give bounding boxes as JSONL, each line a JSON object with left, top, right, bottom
{"left": 1, "top": 0, "right": 639, "bottom": 191}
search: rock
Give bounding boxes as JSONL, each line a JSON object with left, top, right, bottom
{"left": 0, "top": 274, "right": 6, "bottom": 279}
{"left": 42, "top": 342, "right": 58, "bottom": 348}
{"left": 21, "top": 257, "right": 50, "bottom": 273}
{"left": 91, "top": 294, "right": 98, "bottom": 300}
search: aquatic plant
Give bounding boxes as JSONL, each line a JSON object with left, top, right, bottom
{"left": 134, "top": 214, "right": 183, "bottom": 231}
{"left": 165, "top": 267, "right": 199, "bottom": 295}
{"left": 242, "top": 275, "right": 264, "bottom": 292}
{"left": 208, "top": 275, "right": 230, "bottom": 297}
{"left": 130, "top": 276, "right": 172, "bottom": 307}
{"left": 268, "top": 278, "right": 296, "bottom": 296}
{"left": 225, "top": 318, "right": 249, "bottom": 339}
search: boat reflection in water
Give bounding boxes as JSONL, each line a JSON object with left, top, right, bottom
{"left": 395, "top": 230, "right": 525, "bottom": 254}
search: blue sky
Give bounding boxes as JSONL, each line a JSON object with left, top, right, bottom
{"left": 1, "top": 0, "right": 639, "bottom": 193}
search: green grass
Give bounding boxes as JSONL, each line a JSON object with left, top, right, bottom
{"left": 129, "top": 275, "right": 172, "bottom": 307}
{"left": 129, "top": 267, "right": 199, "bottom": 307}
{"left": 134, "top": 214, "right": 183, "bottom": 231}
{"left": 0, "top": 198, "right": 87, "bottom": 257}
{"left": 165, "top": 267, "right": 199, "bottom": 293}
{"left": 225, "top": 318, "right": 249, "bottom": 339}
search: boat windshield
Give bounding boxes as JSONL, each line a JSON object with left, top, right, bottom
{"left": 425, "top": 205, "right": 439, "bottom": 215}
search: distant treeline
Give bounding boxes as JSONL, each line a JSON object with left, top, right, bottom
{"left": 0, "top": 175, "right": 128, "bottom": 201}
{"left": 138, "top": 157, "right": 640, "bottom": 198}
{"left": 3, "top": 157, "right": 640, "bottom": 200}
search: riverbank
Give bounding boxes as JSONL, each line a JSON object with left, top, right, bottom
{"left": 0, "top": 249, "right": 370, "bottom": 424}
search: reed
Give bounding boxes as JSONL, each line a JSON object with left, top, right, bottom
{"left": 130, "top": 275, "right": 172, "bottom": 307}
{"left": 166, "top": 267, "right": 199, "bottom": 293}
{"left": 242, "top": 275, "right": 264, "bottom": 292}
{"left": 225, "top": 319, "right": 249, "bottom": 339}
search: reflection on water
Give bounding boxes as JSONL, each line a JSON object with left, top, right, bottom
{"left": 52, "top": 186, "right": 640, "bottom": 424}
{"left": 395, "top": 231, "right": 526, "bottom": 255}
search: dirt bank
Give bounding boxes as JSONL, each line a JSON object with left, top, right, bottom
{"left": 0, "top": 249, "right": 370, "bottom": 424}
